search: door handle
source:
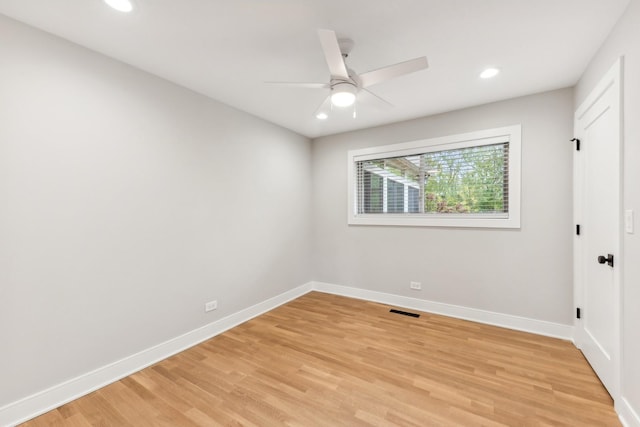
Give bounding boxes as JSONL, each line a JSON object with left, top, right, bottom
{"left": 597, "top": 254, "right": 614, "bottom": 267}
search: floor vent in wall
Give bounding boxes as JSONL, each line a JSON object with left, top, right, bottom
{"left": 389, "top": 309, "right": 420, "bottom": 318}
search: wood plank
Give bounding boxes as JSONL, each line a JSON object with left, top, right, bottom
{"left": 21, "top": 292, "right": 620, "bottom": 426}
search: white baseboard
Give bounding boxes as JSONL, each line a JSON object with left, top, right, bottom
{"left": 0, "top": 283, "right": 313, "bottom": 427}
{"left": 618, "top": 397, "right": 640, "bottom": 427}
{"left": 310, "top": 281, "right": 574, "bottom": 341}
{"left": 1, "top": 280, "right": 577, "bottom": 426}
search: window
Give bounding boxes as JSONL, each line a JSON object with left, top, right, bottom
{"left": 348, "top": 125, "right": 521, "bottom": 228}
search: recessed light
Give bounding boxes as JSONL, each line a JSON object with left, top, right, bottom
{"left": 104, "top": 0, "right": 134, "bottom": 13}
{"left": 480, "top": 68, "right": 500, "bottom": 79}
{"left": 316, "top": 112, "right": 328, "bottom": 120}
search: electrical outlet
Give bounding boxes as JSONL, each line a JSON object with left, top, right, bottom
{"left": 410, "top": 281, "right": 422, "bottom": 290}
{"left": 205, "top": 300, "right": 218, "bottom": 312}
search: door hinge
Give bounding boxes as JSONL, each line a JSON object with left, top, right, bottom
{"left": 576, "top": 307, "right": 581, "bottom": 319}
{"left": 576, "top": 224, "right": 581, "bottom": 235}
{"left": 570, "top": 138, "right": 581, "bottom": 151}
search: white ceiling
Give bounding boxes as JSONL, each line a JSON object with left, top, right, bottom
{"left": 0, "top": 0, "right": 629, "bottom": 138}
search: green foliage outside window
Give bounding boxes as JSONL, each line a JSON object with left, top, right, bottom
{"left": 422, "top": 143, "right": 507, "bottom": 214}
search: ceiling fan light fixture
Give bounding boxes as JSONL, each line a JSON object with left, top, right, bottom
{"left": 104, "top": 0, "right": 134, "bottom": 13}
{"left": 330, "top": 82, "right": 357, "bottom": 107}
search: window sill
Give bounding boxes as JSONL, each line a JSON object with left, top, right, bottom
{"left": 348, "top": 213, "right": 519, "bottom": 229}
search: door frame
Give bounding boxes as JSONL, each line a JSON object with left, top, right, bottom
{"left": 573, "top": 56, "right": 624, "bottom": 400}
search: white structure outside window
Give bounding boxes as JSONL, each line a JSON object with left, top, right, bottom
{"left": 347, "top": 125, "right": 521, "bottom": 228}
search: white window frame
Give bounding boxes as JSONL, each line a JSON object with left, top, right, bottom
{"left": 347, "top": 125, "right": 521, "bottom": 228}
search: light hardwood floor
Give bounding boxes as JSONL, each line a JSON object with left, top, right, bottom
{"left": 23, "top": 292, "right": 619, "bottom": 426}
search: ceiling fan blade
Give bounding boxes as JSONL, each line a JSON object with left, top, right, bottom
{"left": 314, "top": 95, "right": 332, "bottom": 117}
{"left": 358, "top": 89, "right": 394, "bottom": 110}
{"left": 317, "top": 29, "right": 349, "bottom": 80}
{"left": 359, "top": 56, "right": 428, "bottom": 88}
{"left": 265, "top": 81, "right": 329, "bottom": 89}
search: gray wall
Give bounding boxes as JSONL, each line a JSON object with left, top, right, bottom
{"left": 0, "top": 15, "right": 311, "bottom": 407}
{"left": 575, "top": 0, "right": 640, "bottom": 418}
{"left": 312, "top": 88, "right": 574, "bottom": 325}
{"left": 6, "top": 2, "right": 630, "bottom": 416}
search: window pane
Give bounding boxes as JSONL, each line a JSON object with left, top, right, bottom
{"left": 356, "top": 142, "right": 508, "bottom": 215}
{"left": 423, "top": 143, "right": 508, "bottom": 214}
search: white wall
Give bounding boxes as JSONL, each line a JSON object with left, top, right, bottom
{"left": 575, "top": 0, "right": 640, "bottom": 423}
{"left": 0, "top": 14, "right": 311, "bottom": 408}
{"left": 312, "top": 88, "right": 574, "bottom": 325}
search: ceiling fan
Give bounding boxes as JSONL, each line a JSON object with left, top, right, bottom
{"left": 267, "top": 29, "right": 428, "bottom": 119}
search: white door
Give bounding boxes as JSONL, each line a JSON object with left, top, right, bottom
{"left": 574, "top": 58, "right": 622, "bottom": 398}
